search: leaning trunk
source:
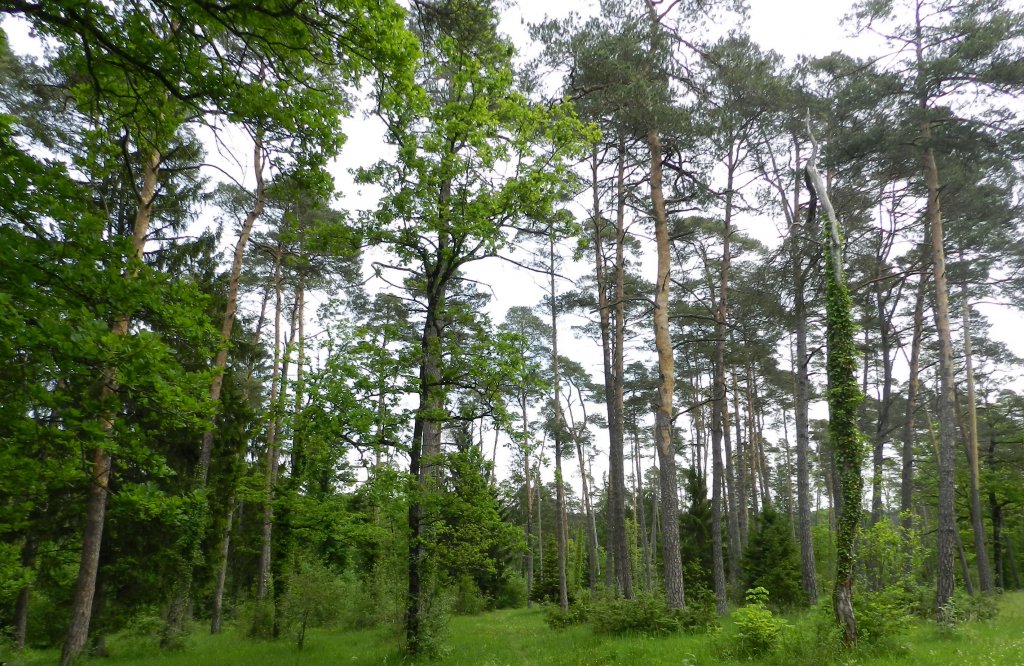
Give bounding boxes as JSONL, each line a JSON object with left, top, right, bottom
{"left": 648, "top": 128, "right": 684, "bottom": 610}
{"left": 959, "top": 278, "right": 992, "bottom": 592}
{"left": 62, "top": 148, "right": 160, "bottom": 666}
{"left": 806, "top": 146, "right": 863, "bottom": 646}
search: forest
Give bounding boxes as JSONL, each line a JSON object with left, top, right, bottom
{"left": 2, "top": 0, "right": 1024, "bottom": 664}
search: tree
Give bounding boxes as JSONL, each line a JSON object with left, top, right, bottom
{"left": 805, "top": 129, "right": 864, "bottom": 646}
{"left": 363, "top": 0, "right": 586, "bottom": 652}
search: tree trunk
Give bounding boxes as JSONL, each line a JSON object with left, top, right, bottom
{"left": 609, "top": 138, "right": 633, "bottom": 598}
{"left": 62, "top": 148, "right": 159, "bottom": 666}
{"left": 959, "top": 280, "right": 992, "bottom": 592}
{"left": 806, "top": 144, "right": 862, "bottom": 647}
{"left": 900, "top": 266, "right": 927, "bottom": 528}
{"left": 870, "top": 254, "right": 894, "bottom": 525}
{"left": 523, "top": 399, "right": 534, "bottom": 607}
{"left": 210, "top": 500, "right": 235, "bottom": 634}
{"left": 634, "top": 431, "right": 652, "bottom": 592}
{"left": 916, "top": 15, "right": 958, "bottom": 611}
{"left": 648, "top": 128, "right": 684, "bottom": 610}
{"left": 255, "top": 245, "right": 284, "bottom": 605}
{"left": 790, "top": 171, "right": 817, "bottom": 603}
{"left": 549, "top": 233, "right": 569, "bottom": 612}
{"left": 196, "top": 134, "right": 266, "bottom": 486}
{"left": 406, "top": 233, "right": 449, "bottom": 653}
{"left": 14, "top": 536, "right": 37, "bottom": 649}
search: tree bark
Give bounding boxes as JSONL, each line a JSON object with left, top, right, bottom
{"left": 210, "top": 500, "right": 235, "bottom": 634}
{"left": 62, "top": 147, "right": 159, "bottom": 666}
{"left": 900, "top": 266, "right": 927, "bottom": 528}
{"left": 549, "top": 233, "right": 569, "bottom": 612}
{"left": 790, "top": 158, "right": 817, "bottom": 603}
{"left": 196, "top": 133, "right": 266, "bottom": 486}
{"left": 13, "top": 536, "right": 37, "bottom": 649}
{"left": 609, "top": 138, "right": 633, "bottom": 598}
{"left": 806, "top": 141, "right": 862, "bottom": 646}
{"left": 959, "top": 280, "right": 992, "bottom": 592}
{"left": 255, "top": 243, "right": 284, "bottom": 608}
{"left": 915, "top": 10, "right": 958, "bottom": 613}
{"left": 648, "top": 128, "right": 684, "bottom": 610}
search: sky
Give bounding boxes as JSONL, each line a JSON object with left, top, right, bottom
{"left": 3, "top": 1, "right": 1023, "bottom": 501}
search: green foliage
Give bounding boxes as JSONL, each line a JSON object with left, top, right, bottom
{"left": 544, "top": 599, "right": 590, "bottom": 630}
{"left": 854, "top": 588, "right": 913, "bottom": 649}
{"left": 742, "top": 508, "right": 804, "bottom": 609}
{"left": 454, "top": 575, "right": 488, "bottom": 615}
{"left": 678, "top": 583, "right": 719, "bottom": 634}
{"left": 938, "top": 590, "right": 1000, "bottom": 635}
{"left": 858, "top": 516, "right": 926, "bottom": 592}
{"left": 279, "top": 556, "right": 345, "bottom": 649}
{"left": 492, "top": 573, "right": 528, "bottom": 610}
{"left": 590, "top": 593, "right": 681, "bottom": 636}
{"left": 726, "top": 587, "right": 789, "bottom": 659}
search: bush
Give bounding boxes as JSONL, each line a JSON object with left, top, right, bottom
{"left": 679, "top": 584, "right": 718, "bottom": 634}
{"left": 279, "top": 557, "right": 345, "bottom": 649}
{"left": 856, "top": 589, "right": 913, "bottom": 648}
{"left": 938, "top": 590, "right": 999, "bottom": 633}
{"left": 454, "top": 574, "right": 488, "bottom": 615}
{"left": 591, "top": 593, "right": 680, "bottom": 636}
{"left": 728, "top": 587, "right": 788, "bottom": 659}
{"left": 544, "top": 601, "right": 589, "bottom": 629}
{"left": 492, "top": 573, "right": 527, "bottom": 609}
{"left": 742, "top": 510, "right": 804, "bottom": 609}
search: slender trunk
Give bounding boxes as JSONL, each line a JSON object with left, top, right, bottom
{"left": 955, "top": 524, "right": 975, "bottom": 596}
{"left": 610, "top": 138, "right": 633, "bottom": 598}
{"left": 901, "top": 267, "right": 927, "bottom": 527}
{"left": 791, "top": 177, "right": 817, "bottom": 603}
{"left": 634, "top": 431, "right": 652, "bottom": 592}
{"left": 210, "top": 500, "right": 235, "bottom": 634}
{"left": 549, "top": 234, "right": 569, "bottom": 612}
{"left": 959, "top": 278, "right": 992, "bottom": 592}
{"left": 196, "top": 134, "right": 266, "bottom": 485}
{"left": 987, "top": 410, "right": 1003, "bottom": 588}
{"left": 14, "top": 536, "right": 37, "bottom": 649}
{"left": 523, "top": 398, "right": 534, "bottom": 607}
{"left": 576, "top": 432, "right": 599, "bottom": 592}
{"left": 915, "top": 11, "right": 957, "bottom": 612}
{"left": 871, "top": 260, "right": 894, "bottom": 525}
{"left": 62, "top": 148, "right": 159, "bottom": 666}
{"left": 647, "top": 129, "right": 684, "bottom": 610}
{"left": 806, "top": 142, "right": 862, "bottom": 646}
{"left": 255, "top": 244, "right": 284, "bottom": 605}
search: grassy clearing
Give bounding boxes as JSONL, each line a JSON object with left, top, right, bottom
{"left": 4, "top": 592, "right": 1024, "bottom": 665}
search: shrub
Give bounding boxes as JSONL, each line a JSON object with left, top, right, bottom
{"left": 728, "top": 587, "right": 788, "bottom": 659}
{"left": 855, "top": 589, "right": 913, "bottom": 648}
{"left": 279, "top": 557, "right": 345, "bottom": 649}
{"left": 742, "top": 510, "right": 804, "bottom": 609}
{"left": 492, "top": 573, "right": 527, "bottom": 609}
{"left": 591, "top": 593, "right": 680, "bottom": 636}
{"left": 679, "top": 583, "right": 718, "bottom": 634}
{"left": 938, "top": 590, "right": 999, "bottom": 634}
{"left": 454, "top": 574, "right": 488, "bottom": 615}
{"left": 544, "top": 601, "right": 589, "bottom": 629}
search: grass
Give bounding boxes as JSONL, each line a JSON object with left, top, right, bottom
{"left": 4, "top": 592, "right": 1024, "bottom": 666}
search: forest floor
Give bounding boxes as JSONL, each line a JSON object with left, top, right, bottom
{"left": 5, "top": 591, "right": 1024, "bottom": 666}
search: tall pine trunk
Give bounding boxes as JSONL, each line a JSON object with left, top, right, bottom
{"left": 609, "top": 139, "right": 633, "bottom": 598}
{"left": 806, "top": 141, "right": 863, "bottom": 646}
{"left": 62, "top": 148, "right": 160, "bottom": 666}
{"left": 648, "top": 128, "right": 684, "bottom": 610}
{"left": 959, "top": 277, "right": 992, "bottom": 592}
